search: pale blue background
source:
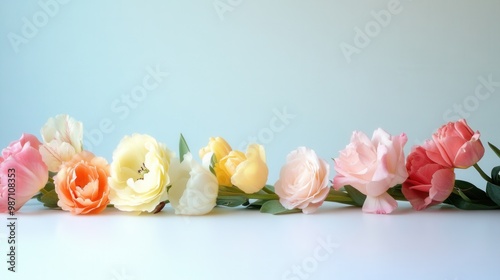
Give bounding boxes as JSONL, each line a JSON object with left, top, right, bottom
{"left": 1, "top": 0, "right": 499, "bottom": 185}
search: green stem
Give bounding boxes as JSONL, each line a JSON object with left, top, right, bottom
{"left": 219, "top": 185, "right": 411, "bottom": 208}
{"left": 324, "top": 189, "right": 358, "bottom": 206}
{"left": 473, "top": 163, "right": 494, "bottom": 184}
{"left": 218, "top": 191, "right": 279, "bottom": 201}
{"left": 262, "top": 186, "right": 275, "bottom": 194}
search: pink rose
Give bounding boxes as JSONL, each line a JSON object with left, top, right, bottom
{"left": 54, "top": 151, "right": 110, "bottom": 215}
{"left": 0, "top": 134, "right": 49, "bottom": 213}
{"left": 424, "top": 119, "right": 484, "bottom": 168}
{"left": 274, "top": 147, "right": 330, "bottom": 214}
{"left": 333, "top": 129, "right": 408, "bottom": 214}
{"left": 402, "top": 146, "right": 455, "bottom": 210}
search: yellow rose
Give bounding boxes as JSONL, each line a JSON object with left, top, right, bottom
{"left": 215, "top": 150, "right": 246, "bottom": 186}
{"left": 231, "top": 144, "right": 268, "bottom": 194}
{"left": 199, "top": 137, "right": 232, "bottom": 163}
{"left": 108, "top": 134, "right": 173, "bottom": 212}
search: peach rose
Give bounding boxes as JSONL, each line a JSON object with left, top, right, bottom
{"left": 274, "top": 147, "right": 330, "bottom": 214}
{"left": 402, "top": 146, "right": 455, "bottom": 210}
{"left": 54, "top": 151, "right": 110, "bottom": 214}
{"left": 424, "top": 119, "right": 484, "bottom": 169}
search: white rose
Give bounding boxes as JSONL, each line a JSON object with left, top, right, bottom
{"left": 108, "top": 134, "right": 172, "bottom": 212}
{"left": 168, "top": 153, "right": 219, "bottom": 215}
{"left": 39, "top": 114, "right": 83, "bottom": 172}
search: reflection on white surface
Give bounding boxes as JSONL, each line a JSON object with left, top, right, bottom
{"left": 1, "top": 200, "right": 499, "bottom": 280}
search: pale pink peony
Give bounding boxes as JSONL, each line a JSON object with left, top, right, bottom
{"left": 333, "top": 129, "right": 408, "bottom": 214}
{"left": 402, "top": 146, "right": 455, "bottom": 210}
{"left": 424, "top": 119, "right": 484, "bottom": 169}
{"left": 274, "top": 147, "right": 330, "bottom": 214}
{"left": 0, "top": 134, "right": 48, "bottom": 213}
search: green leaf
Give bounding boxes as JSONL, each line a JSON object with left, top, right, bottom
{"left": 216, "top": 196, "right": 248, "bottom": 207}
{"left": 179, "top": 133, "right": 190, "bottom": 162}
{"left": 344, "top": 185, "right": 366, "bottom": 207}
{"left": 486, "top": 181, "right": 500, "bottom": 206}
{"left": 454, "top": 180, "right": 490, "bottom": 202}
{"left": 386, "top": 184, "right": 407, "bottom": 201}
{"left": 209, "top": 153, "right": 216, "bottom": 175}
{"left": 39, "top": 190, "right": 59, "bottom": 208}
{"left": 246, "top": 199, "right": 267, "bottom": 209}
{"left": 260, "top": 200, "right": 302, "bottom": 215}
{"left": 491, "top": 166, "right": 500, "bottom": 184}
{"left": 444, "top": 193, "right": 500, "bottom": 210}
{"left": 488, "top": 142, "right": 500, "bottom": 158}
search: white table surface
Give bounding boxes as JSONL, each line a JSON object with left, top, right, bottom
{"left": 1, "top": 200, "right": 499, "bottom": 280}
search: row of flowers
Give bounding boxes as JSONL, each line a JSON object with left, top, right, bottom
{"left": 1, "top": 114, "right": 499, "bottom": 215}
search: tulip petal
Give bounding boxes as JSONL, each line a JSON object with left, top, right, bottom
{"left": 429, "top": 168, "right": 455, "bottom": 202}
{"left": 231, "top": 144, "right": 268, "bottom": 194}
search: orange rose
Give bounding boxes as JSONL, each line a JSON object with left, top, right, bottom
{"left": 54, "top": 151, "right": 110, "bottom": 214}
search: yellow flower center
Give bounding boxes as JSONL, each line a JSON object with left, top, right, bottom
{"left": 137, "top": 163, "right": 149, "bottom": 180}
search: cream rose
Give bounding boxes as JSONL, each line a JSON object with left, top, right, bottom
{"left": 39, "top": 114, "right": 83, "bottom": 172}
{"left": 274, "top": 147, "right": 330, "bottom": 214}
{"left": 108, "top": 134, "right": 172, "bottom": 212}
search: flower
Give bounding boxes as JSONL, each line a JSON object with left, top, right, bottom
{"left": 274, "top": 147, "right": 330, "bottom": 214}
{"left": 39, "top": 114, "right": 83, "bottom": 172}
{"left": 424, "top": 119, "right": 484, "bottom": 169}
{"left": 333, "top": 129, "right": 408, "bottom": 214}
{"left": 214, "top": 150, "right": 246, "bottom": 186}
{"left": 230, "top": 144, "right": 268, "bottom": 194}
{"left": 0, "top": 134, "right": 48, "bottom": 213}
{"left": 168, "top": 153, "right": 218, "bottom": 215}
{"left": 199, "top": 137, "right": 232, "bottom": 163}
{"left": 54, "top": 151, "right": 110, "bottom": 214}
{"left": 108, "top": 134, "right": 173, "bottom": 212}
{"left": 202, "top": 137, "right": 269, "bottom": 193}
{"left": 402, "top": 146, "right": 456, "bottom": 210}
